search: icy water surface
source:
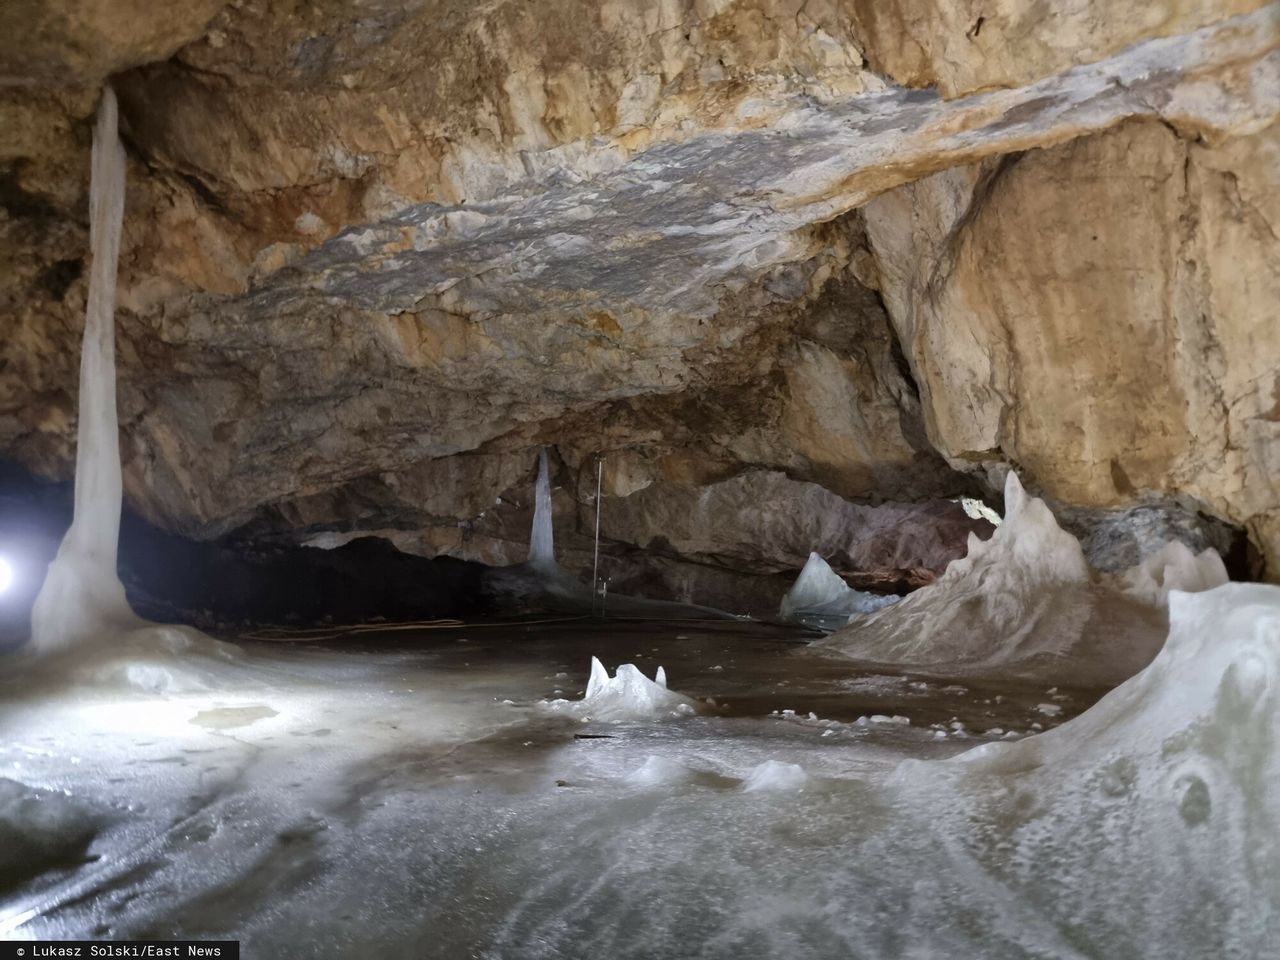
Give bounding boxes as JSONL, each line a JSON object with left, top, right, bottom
{"left": 0, "top": 617, "right": 1212, "bottom": 958}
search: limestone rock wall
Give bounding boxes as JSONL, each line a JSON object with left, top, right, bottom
{"left": 1, "top": 1, "right": 1278, "bottom": 589}
{"left": 861, "top": 119, "right": 1280, "bottom": 576}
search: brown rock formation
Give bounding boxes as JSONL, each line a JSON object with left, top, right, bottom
{"left": 861, "top": 119, "right": 1280, "bottom": 576}
{"left": 1, "top": 1, "right": 1277, "bottom": 599}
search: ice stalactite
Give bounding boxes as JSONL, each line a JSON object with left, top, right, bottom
{"left": 527, "top": 447, "right": 555, "bottom": 571}
{"left": 495, "top": 446, "right": 736, "bottom": 619}
{"left": 29, "top": 88, "right": 140, "bottom": 653}
{"left": 819, "top": 472, "right": 1226, "bottom": 685}
{"left": 779, "top": 552, "right": 899, "bottom": 630}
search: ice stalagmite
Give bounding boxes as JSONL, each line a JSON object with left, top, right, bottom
{"left": 527, "top": 447, "right": 555, "bottom": 571}
{"left": 781, "top": 553, "right": 850, "bottom": 615}
{"left": 895, "top": 583, "right": 1280, "bottom": 957}
{"left": 779, "top": 552, "right": 899, "bottom": 630}
{"left": 1114, "top": 539, "right": 1229, "bottom": 606}
{"left": 542, "top": 656, "right": 701, "bottom": 721}
{"left": 819, "top": 471, "right": 1165, "bottom": 685}
{"left": 30, "top": 88, "right": 142, "bottom": 652}
{"left": 820, "top": 472, "right": 1236, "bottom": 685}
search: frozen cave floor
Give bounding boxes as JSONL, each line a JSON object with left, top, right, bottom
{"left": 0, "top": 607, "right": 1270, "bottom": 959}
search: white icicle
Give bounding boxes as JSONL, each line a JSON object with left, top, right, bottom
{"left": 528, "top": 447, "right": 555, "bottom": 570}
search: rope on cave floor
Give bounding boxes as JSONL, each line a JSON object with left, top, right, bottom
{"left": 238, "top": 615, "right": 585, "bottom": 643}
{"left": 238, "top": 613, "right": 749, "bottom": 643}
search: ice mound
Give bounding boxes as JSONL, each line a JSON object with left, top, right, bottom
{"left": 625, "top": 755, "right": 699, "bottom": 787}
{"left": 818, "top": 472, "right": 1168, "bottom": 685}
{"left": 741, "top": 760, "right": 809, "bottom": 793}
{"left": 1112, "top": 539, "right": 1228, "bottom": 606}
{"left": 779, "top": 552, "right": 900, "bottom": 631}
{"left": 60, "top": 625, "right": 244, "bottom": 694}
{"left": 896, "top": 584, "right": 1280, "bottom": 956}
{"left": 543, "top": 657, "right": 701, "bottom": 721}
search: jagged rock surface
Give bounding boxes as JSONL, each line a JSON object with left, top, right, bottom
{"left": 860, "top": 118, "right": 1280, "bottom": 578}
{"left": 1, "top": 2, "right": 1277, "bottom": 588}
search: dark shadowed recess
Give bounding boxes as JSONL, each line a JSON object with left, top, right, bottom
{"left": 0, "top": 461, "right": 493, "bottom": 650}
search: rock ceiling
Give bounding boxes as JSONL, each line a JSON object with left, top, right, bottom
{"left": 2, "top": 1, "right": 1277, "bottom": 579}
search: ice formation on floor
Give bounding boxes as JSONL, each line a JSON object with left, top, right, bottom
{"left": 779, "top": 552, "right": 900, "bottom": 630}
{"left": 625, "top": 755, "right": 699, "bottom": 787}
{"left": 543, "top": 657, "right": 701, "bottom": 721}
{"left": 819, "top": 472, "right": 1178, "bottom": 684}
{"left": 3, "top": 603, "right": 1272, "bottom": 956}
{"left": 16, "top": 89, "right": 238, "bottom": 690}
{"left": 740, "top": 760, "right": 809, "bottom": 793}
{"left": 1112, "top": 539, "right": 1229, "bottom": 606}
{"left": 527, "top": 447, "right": 555, "bottom": 571}
{"left": 894, "top": 583, "right": 1280, "bottom": 957}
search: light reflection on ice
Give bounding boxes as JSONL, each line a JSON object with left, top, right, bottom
{"left": 0, "top": 585, "right": 1274, "bottom": 958}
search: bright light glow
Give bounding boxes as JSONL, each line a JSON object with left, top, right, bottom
{"left": 0, "top": 556, "right": 12, "bottom": 594}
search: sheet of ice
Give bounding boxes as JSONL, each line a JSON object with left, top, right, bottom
{"left": 1113, "top": 539, "right": 1228, "bottom": 606}
{"left": 818, "top": 472, "right": 1167, "bottom": 685}
{"left": 0, "top": 779, "right": 105, "bottom": 895}
{"left": 527, "top": 447, "right": 555, "bottom": 571}
{"left": 0, "top": 639, "right": 529, "bottom": 936}
{"left": 779, "top": 552, "right": 899, "bottom": 631}
{"left": 15, "top": 89, "right": 240, "bottom": 692}
{"left": 4, "top": 602, "right": 1275, "bottom": 958}
{"left": 542, "top": 657, "right": 701, "bottom": 721}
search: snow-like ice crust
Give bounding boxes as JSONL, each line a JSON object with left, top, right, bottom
{"left": 819, "top": 472, "right": 1226, "bottom": 684}
{"left": 625, "top": 755, "right": 699, "bottom": 787}
{"left": 16, "top": 90, "right": 239, "bottom": 692}
{"left": 542, "top": 657, "right": 701, "bottom": 720}
{"left": 888, "top": 582, "right": 1280, "bottom": 957}
{"left": 779, "top": 552, "right": 900, "bottom": 629}
{"left": 2, "top": 587, "right": 1275, "bottom": 956}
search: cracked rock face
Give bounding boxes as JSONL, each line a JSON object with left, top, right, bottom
{"left": 1, "top": 1, "right": 1278, "bottom": 595}
{"left": 861, "top": 118, "right": 1280, "bottom": 577}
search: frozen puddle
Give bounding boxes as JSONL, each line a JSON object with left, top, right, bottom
{"left": 0, "top": 590, "right": 1275, "bottom": 959}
